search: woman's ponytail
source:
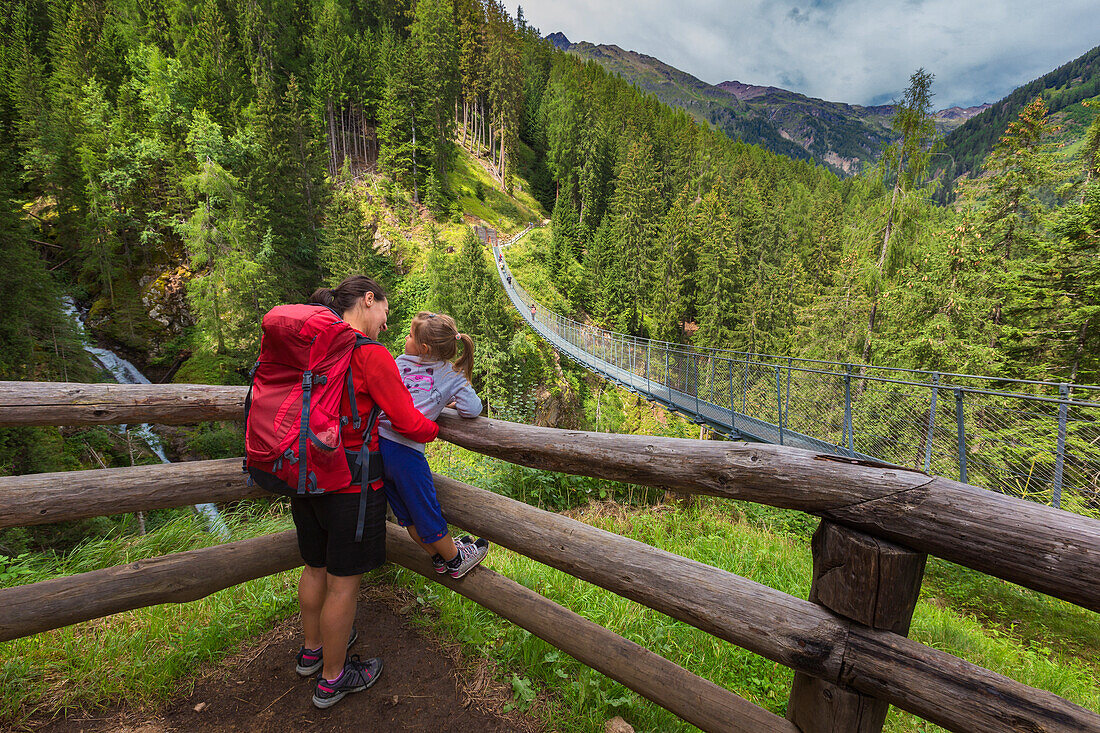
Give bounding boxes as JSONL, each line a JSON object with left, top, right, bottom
{"left": 307, "top": 276, "right": 386, "bottom": 315}
{"left": 454, "top": 333, "right": 475, "bottom": 383}
{"left": 308, "top": 287, "right": 336, "bottom": 307}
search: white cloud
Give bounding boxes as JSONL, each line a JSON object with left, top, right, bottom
{"left": 509, "top": 0, "right": 1099, "bottom": 107}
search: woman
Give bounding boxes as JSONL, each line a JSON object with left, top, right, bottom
{"left": 291, "top": 275, "right": 438, "bottom": 710}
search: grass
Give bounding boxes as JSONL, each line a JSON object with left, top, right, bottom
{"left": 385, "top": 495, "right": 1100, "bottom": 733}
{"left": 419, "top": 443, "right": 1100, "bottom": 732}
{"left": 449, "top": 145, "right": 545, "bottom": 234}
{"left": 0, "top": 504, "right": 299, "bottom": 728}
{"left": 383, "top": 500, "right": 805, "bottom": 732}
{"left": 920, "top": 557, "right": 1100, "bottom": 678}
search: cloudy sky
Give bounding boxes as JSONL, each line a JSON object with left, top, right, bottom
{"left": 507, "top": 0, "right": 1099, "bottom": 108}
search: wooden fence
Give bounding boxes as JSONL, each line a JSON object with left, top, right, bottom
{"left": 1, "top": 381, "right": 1098, "bottom": 733}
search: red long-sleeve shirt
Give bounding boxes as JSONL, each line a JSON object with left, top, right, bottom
{"left": 334, "top": 339, "right": 439, "bottom": 493}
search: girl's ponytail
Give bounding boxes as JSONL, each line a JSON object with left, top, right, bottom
{"left": 411, "top": 311, "right": 475, "bottom": 382}
{"left": 454, "top": 333, "right": 475, "bottom": 383}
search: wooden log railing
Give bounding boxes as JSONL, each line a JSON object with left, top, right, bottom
{"left": 6, "top": 381, "right": 1096, "bottom": 613}
{"left": 1, "top": 381, "right": 1098, "bottom": 733}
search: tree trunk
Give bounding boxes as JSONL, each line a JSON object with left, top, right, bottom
{"left": 879, "top": 178, "right": 902, "bottom": 270}
{"left": 327, "top": 99, "right": 337, "bottom": 176}
{"left": 351, "top": 106, "right": 359, "bottom": 168}
{"left": 1070, "top": 318, "right": 1090, "bottom": 382}
{"left": 862, "top": 296, "right": 878, "bottom": 364}
{"left": 411, "top": 104, "right": 419, "bottom": 204}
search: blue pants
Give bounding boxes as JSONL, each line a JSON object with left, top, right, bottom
{"left": 380, "top": 437, "right": 449, "bottom": 544}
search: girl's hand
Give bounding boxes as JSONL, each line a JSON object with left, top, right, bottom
{"left": 446, "top": 400, "right": 457, "bottom": 409}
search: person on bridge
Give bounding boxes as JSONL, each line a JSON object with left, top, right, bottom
{"left": 378, "top": 311, "right": 490, "bottom": 579}
{"left": 297, "top": 276, "right": 439, "bottom": 709}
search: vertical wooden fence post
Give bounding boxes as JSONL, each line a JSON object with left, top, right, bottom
{"left": 786, "top": 520, "right": 926, "bottom": 733}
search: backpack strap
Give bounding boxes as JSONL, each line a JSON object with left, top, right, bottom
{"left": 243, "top": 360, "right": 261, "bottom": 477}
{"left": 354, "top": 405, "right": 383, "bottom": 543}
{"left": 345, "top": 369, "right": 360, "bottom": 430}
{"left": 298, "top": 371, "right": 318, "bottom": 494}
{"left": 346, "top": 334, "right": 383, "bottom": 542}
{"left": 243, "top": 360, "right": 260, "bottom": 425}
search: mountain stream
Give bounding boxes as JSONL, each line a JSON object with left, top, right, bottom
{"left": 63, "top": 299, "right": 230, "bottom": 539}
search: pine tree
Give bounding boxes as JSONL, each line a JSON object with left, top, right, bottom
{"left": 963, "top": 97, "right": 1064, "bottom": 359}
{"left": 243, "top": 70, "right": 321, "bottom": 300}
{"left": 694, "top": 182, "right": 741, "bottom": 350}
{"left": 587, "top": 217, "right": 615, "bottom": 318}
{"left": 75, "top": 78, "right": 122, "bottom": 305}
{"left": 1081, "top": 100, "right": 1100, "bottom": 193}
{"left": 0, "top": 82, "right": 90, "bottom": 382}
{"left": 377, "top": 34, "right": 431, "bottom": 202}
{"left": 483, "top": 0, "right": 522, "bottom": 190}
{"left": 608, "top": 137, "right": 663, "bottom": 334}
{"left": 319, "top": 165, "right": 389, "bottom": 283}
{"left": 970, "top": 98, "right": 1061, "bottom": 262}
{"left": 173, "top": 0, "right": 246, "bottom": 126}
{"left": 652, "top": 184, "right": 692, "bottom": 342}
{"left": 1045, "top": 180, "right": 1100, "bottom": 383}
{"left": 309, "top": 0, "right": 354, "bottom": 177}
{"left": 549, "top": 179, "right": 579, "bottom": 274}
{"left": 410, "top": 0, "right": 458, "bottom": 191}
{"left": 864, "top": 68, "right": 938, "bottom": 364}
{"left": 454, "top": 0, "right": 484, "bottom": 151}
{"left": 179, "top": 112, "right": 264, "bottom": 354}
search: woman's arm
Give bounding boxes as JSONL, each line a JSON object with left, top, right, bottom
{"left": 358, "top": 345, "right": 439, "bottom": 443}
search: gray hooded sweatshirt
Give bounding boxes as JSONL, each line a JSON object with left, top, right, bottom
{"left": 378, "top": 354, "right": 483, "bottom": 452}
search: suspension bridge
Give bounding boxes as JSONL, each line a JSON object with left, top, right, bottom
{"left": 483, "top": 226, "right": 1100, "bottom": 516}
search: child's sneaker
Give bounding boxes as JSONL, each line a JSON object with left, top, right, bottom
{"left": 312, "top": 654, "right": 384, "bottom": 709}
{"left": 446, "top": 538, "right": 490, "bottom": 579}
{"left": 294, "top": 627, "right": 359, "bottom": 677}
{"left": 431, "top": 536, "right": 477, "bottom": 573}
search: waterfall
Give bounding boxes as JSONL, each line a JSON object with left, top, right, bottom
{"left": 63, "top": 299, "right": 230, "bottom": 539}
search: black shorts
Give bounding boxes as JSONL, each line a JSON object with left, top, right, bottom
{"left": 290, "top": 490, "right": 387, "bottom": 577}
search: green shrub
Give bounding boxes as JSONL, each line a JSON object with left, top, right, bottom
{"left": 185, "top": 423, "right": 245, "bottom": 460}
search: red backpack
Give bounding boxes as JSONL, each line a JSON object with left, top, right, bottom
{"left": 244, "top": 304, "right": 382, "bottom": 540}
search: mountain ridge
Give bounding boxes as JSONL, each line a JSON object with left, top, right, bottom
{"left": 550, "top": 33, "right": 987, "bottom": 175}
{"left": 939, "top": 44, "right": 1100, "bottom": 183}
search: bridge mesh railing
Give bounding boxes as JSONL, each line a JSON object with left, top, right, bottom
{"left": 490, "top": 238, "right": 1100, "bottom": 517}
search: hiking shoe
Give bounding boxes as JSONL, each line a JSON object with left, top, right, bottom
{"left": 432, "top": 536, "right": 479, "bottom": 573}
{"left": 446, "top": 538, "right": 490, "bottom": 579}
{"left": 312, "top": 654, "right": 384, "bottom": 709}
{"left": 295, "top": 627, "right": 359, "bottom": 677}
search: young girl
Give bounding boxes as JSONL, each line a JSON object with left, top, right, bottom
{"left": 378, "top": 312, "right": 489, "bottom": 578}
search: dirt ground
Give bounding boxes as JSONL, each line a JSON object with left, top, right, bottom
{"left": 30, "top": 581, "right": 545, "bottom": 733}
